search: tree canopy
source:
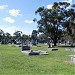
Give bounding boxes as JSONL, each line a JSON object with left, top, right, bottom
{"left": 34, "top": 2, "right": 75, "bottom": 46}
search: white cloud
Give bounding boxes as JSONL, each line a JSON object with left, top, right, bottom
{"left": 0, "top": 5, "right": 8, "bottom": 10}
{"left": 0, "top": 26, "right": 32, "bottom": 35}
{"left": 0, "top": 26, "right": 16, "bottom": 35}
{"left": 9, "top": 9, "right": 22, "bottom": 16}
{"left": 3, "top": 17, "right": 15, "bottom": 23}
{"left": 47, "top": 4, "right": 53, "bottom": 9}
{"left": 24, "top": 20, "right": 33, "bottom": 24}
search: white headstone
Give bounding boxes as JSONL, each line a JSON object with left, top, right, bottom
{"left": 71, "top": 56, "right": 75, "bottom": 63}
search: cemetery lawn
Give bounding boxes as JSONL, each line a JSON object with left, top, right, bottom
{"left": 0, "top": 44, "right": 75, "bottom": 75}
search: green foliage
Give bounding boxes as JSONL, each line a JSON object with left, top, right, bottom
{"left": 34, "top": 2, "right": 71, "bottom": 46}
{"left": 0, "top": 44, "right": 75, "bottom": 75}
{"left": 0, "top": 29, "right": 4, "bottom": 42}
{"left": 13, "top": 31, "right": 22, "bottom": 40}
{"left": 31, "top": 30, "right": 38, "bottom": 40}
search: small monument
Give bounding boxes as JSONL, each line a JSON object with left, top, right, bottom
{"left": 22, "top": 46, "right": 30, "bottom": 51}
{"left": 21, "top": 40, "right": 30, "bottom": 51}
{"left": 71, "top": 55, "right": 75, "bottom": 63}
{"left": 21, "top": 40, "right": 48, "bottom": 55}
{"left": 21, "top": 39, "right": 48, "bottom": 55}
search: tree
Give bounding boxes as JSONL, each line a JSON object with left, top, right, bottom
{"left": 63, "top": 4, "right": 75, "bottom": 45}
{"left": 0, "top": 29, "right": 4, "bottom": 40}
{"left": 22, "top": 34, "right": 29, "bottom": 41}
{"left": 5, "top": 32, "right": 11, "bottom": 43}
{"left": 34, "top": 2, "right": 70, "bottom": 46}
{"left": 13, "top": 31, "right": 23, "bottom": 44}
{"left": 31, "top": 30, "right": 38, "bottom": 45}
{"left": 31, "top": 30, "right": 38, "bottom": 40}
{"left": 38, "top": 33, "right": 47, "bottom": 43}
{"left": 13, "top": 31, "right": 22, "bottom": 40}
{"left": 0, "top": 29, "right": 5, "bottom": 44}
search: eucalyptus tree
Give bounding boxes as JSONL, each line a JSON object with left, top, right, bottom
{"left": 22, "top": 34, "right": 29, "bottom": 41}
{"left": 13, "top": 31, "right": 22, "bottom": 41}
{"left": 5, "top": 32, "right": 11, "bottom": 43}
{"left": 0, "top": 29, "right": 4, "bottom": 37}
{"left": 0, "top": 29, "right": 5, "bottom": 43}
{"left": 63, "top": 4, "right": 75, "bottom": 45}
{"left": 31, "top": 30, "right": 38, "bottom": 40}
{"left": 34, "top": 2, "right": 70, "bottom": 46}
{"left": 31, "top": 30, "right": 38, "bottom": 45}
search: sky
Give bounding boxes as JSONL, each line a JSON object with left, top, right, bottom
{"left": 0, "top": 0, "right": 74, "bottom": 35}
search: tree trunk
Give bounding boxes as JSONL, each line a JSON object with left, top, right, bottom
{"left": 71, "top": 39, "right": 74, "bottom": 46}
{"left": 53, "top": 35, "right": 57, "bottom": 46}
{"left": 48, "top": 43, "right": 51, "bottom": 48}
{"left": 54, "top": 40, "right": 57, "bottom": 46}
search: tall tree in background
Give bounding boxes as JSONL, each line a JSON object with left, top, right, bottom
{"left": 0, "top": 29, "right": 5, "bottom": 44}
{"left": 31, "top": 30, "right": 38, "bottom": 40}
{"left": 22, "top": 34, "right": 29, "bottom": 41}
{"left": 31, "top": 30, "right": 38, "bottom": 45}
{"left": 34, "top": 2, "right": 70, "bottom": 46}
{"left": 63, "top": 4, "right": 75, "bottom": 45}
{"left": 5, "top": 32, "right": 11, "bottom": 43}
{"left": 13, "top": 31, "right": 22, "bottom": 41}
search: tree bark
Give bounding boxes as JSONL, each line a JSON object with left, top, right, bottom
{"left": 48, "top": 43, "right": 51, "bottom": 48}
{"left": 53, "top": 35, "right": 57, "bottom": 46}
{"left": 54, "top": 40, "right": 57, "bottom": 46}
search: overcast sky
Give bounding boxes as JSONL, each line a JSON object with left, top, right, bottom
{"left": 0, "top": 0, "right": 73, "bottom": 35}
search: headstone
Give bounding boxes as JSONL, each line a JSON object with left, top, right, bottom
{"left": 65, "top": 48, "right": 71, "bottom": 51}
{"left": 65, "top": 48, "right": 75, "bottom": 52}
{"left": 72, "top": 57, "right": 75, "bottom": 63}
{"left": 44, "top": 43, "right": 47, "bottom": 45}
{"left": 22, "top": 49, "right": 49, "bottom": 55}
{"left": 73, "top": 49, "right": 75, "bottom": 52}
{"left": 50, "top": 43, "right": 52, "bottom": 47}
{"left": 71, "top": 56, "right": 75, "bottom": 63}
{"left": 32, "top": 40, "right": 37, "bottom": 46}
{"left": 22, "top": 46, "right": 30, "bottom": 51}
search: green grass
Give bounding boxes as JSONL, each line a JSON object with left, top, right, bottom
{"left": 0, "top": 44, "right": 75, "bottom": 75}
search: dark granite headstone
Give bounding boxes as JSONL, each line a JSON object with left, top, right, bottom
{"left": 22, "top": 46, "right": 30, "bottom": 51}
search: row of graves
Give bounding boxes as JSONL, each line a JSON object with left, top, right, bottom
{"left": 64, "top": 41, "right": 75, "bottom": 63}
{"left": 65, "top": 47, "right": 75, "bottom": 63}
{"left": 9, "top": 39, "right": 75, "bottom": 63}
{"left": 21, "top": 40, "right": 75, "bottom": 64}
{"left": 15, "top": 40, "right": 48, "bottom": 55}
{"left": 21, "top": 46, "right": 48, "bottom": 55}
{"left": 21, "top": 40, "right": 48, "bottom": 55}
{"left": 18, "top": 40, "right": 58, "bottom": 55}
{"left": 13, "top": 40, "right": 61, "bottom": 55}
